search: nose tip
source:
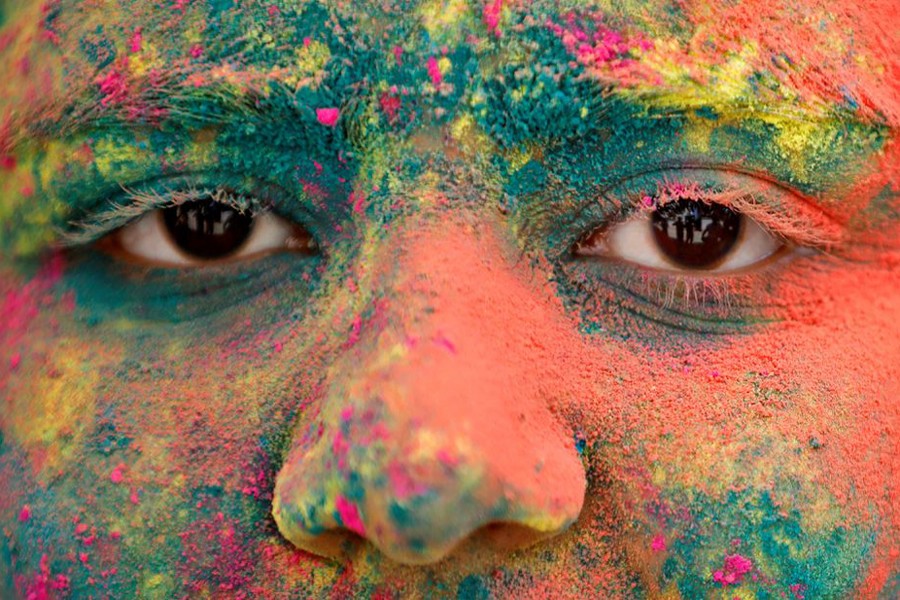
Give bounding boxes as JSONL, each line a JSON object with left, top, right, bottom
{"left": 271, "top": 404, "right": 586, "bottom": 565}
{"left": 271, "top": 217, "right": 587, "bottom": 564}
{"left": 272, "top": 448, "right": 584, "bottom": 565}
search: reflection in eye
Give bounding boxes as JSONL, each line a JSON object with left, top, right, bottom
{"left": 574, "top": 198, "right": 785, "bottom": 273}
{"left": 106, "top": 193, "right": 318, "bottom": 267}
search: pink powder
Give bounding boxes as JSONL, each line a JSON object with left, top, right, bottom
{"left": 109, "top": 463, "right": 126, "bottom": 484}
{"left": 433, "top": 333, "right": 457, "bottom": 354}
{"left": 335, "top": 495, "right": 365, "bottom": 536}
{"left": 426, "top": 56, "right": 442, "bottom": 86}
{"left": 52, "top": 574, "right": 69, "bottom": 592}
{"left": 316, "top": 107, "right": 340, "bottom": 127}
{"left": 436, "top": 448, "right": 459, "bottom": 468}
{"left": 713, "top": 553, "right": 753, "bottom": 586}
{"left": 129, "top": 29, "right": 142, "bottom": 53}
{"left": 379, "top": 92, "right": 401, "bottom": 122}
{"left": 350, "top": 191, "right": 367, "bottom": 214}
{"left": 96, "top": 68, "right": 127, "bottom": 106}
{"left": 18, "top": 504, "right": 31, "bottom": 522}
{"left": 483, "top": 0, "right": 505, "bottom": 36}
{"left": 386, "top": 462, "right": 428, "bottom": 500}
{"left": 650, "top": 534, "right": 666, "bottom": 552}
{"left": 345, "top": 315, "right": 362, "bottom": 347}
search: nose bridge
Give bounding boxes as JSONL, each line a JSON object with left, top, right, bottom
{"left": 273, "top": 212, "right": 587, "bottom": 564}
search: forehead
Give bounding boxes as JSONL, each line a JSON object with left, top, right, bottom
{"left": 0, "top": 0, "right": 896, "bottom": 124}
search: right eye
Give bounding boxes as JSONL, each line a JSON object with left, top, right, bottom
{"left": 104, "top": 196, "right": 318, "bottom": 267}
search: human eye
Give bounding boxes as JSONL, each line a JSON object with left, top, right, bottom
{"left": 67, "top": 184, "right": 320, "bottom": 268}
{"left": 98, "top": 187, "right": 318, "bottom": 268}
{"left": 58, "top": 181, "right": 326, "bottom": 323}
{"left": 538, "top": 169, "right": 842, "bottom": 335}
{"left": 573, "top": 190, "right": 786, "bottom": 274}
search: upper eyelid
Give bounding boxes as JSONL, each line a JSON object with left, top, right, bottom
{"left": 57, "top": 182, "right": 275, "bottom": 249}
{"left": 582, "top": 167, "right": 844, "bottom": 248}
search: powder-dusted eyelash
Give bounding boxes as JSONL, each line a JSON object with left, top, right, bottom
{"left": 613, "top": 175, "right": 844, "bottom": 251}
{"left": 58, "top": 185, "right": 267, "bottom": 247}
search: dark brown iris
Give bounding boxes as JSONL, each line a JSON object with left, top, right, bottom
{"left": 162, "top": 199, "right": 253, "bottom": 260}
{"left": 650, "top": 199, "right": 742, "bottom": 269}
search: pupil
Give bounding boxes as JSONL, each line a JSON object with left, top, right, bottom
{"left": 162, "top": 198, "right": 253, "bottom": 260}
{"left": 650, "top": 198, "right": 742, "bottom": 269}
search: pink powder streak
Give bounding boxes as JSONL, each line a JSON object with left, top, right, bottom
{"left": 316, "top": 107, "right": 340, "bottom": 127}
{"left": 335, "top": 495, "right": 365, "bottom": 535}
{"left": 713, "top": 553, "right": 753, "bottom": 586}
{"left": 426, "top": 56, "right": 442, "bottom": 86}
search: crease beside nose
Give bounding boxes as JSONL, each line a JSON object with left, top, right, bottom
{"left": 272, "top": 218, "right": 587, "bottom": 565}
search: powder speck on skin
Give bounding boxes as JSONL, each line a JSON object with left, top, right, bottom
{"left": 713, "top": 554, "right": 754, "bottom": 586}
{"left": 316, "top": 107, "right": 340, "bottom": 127}
{"left": 427, "top": 56, "right": 442, "bottom": 86}
{"left": 335, "top": 495, "right": 365, "bottom": 536}
{"left": 96, "top": 68, "right": 127, "bottom": 106}
{"left": 110, "top": 463, "right": 126, "bottom": 483}
{"left": 129, "top": 28, "right": 142, "bottom": 53}
{"left": 483, "top": 0, "right": 505, "bottom": 36}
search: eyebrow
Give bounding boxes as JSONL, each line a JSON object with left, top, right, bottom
{"left": 6, "top": 60, "right": 892, "bottom": 215}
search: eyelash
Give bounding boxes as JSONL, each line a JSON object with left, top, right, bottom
{"left": 599, "top": 172, "right": 840, "bottom": 249}
{"left": 60, "top": 183, "right": 274, "bottom": 248}
{"left": 523, "top": 168, "right": 839, "bottom": 329}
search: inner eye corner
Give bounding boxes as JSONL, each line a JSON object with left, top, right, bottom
{"left": 571, "top": 223, "right": 610, "bottom": 256}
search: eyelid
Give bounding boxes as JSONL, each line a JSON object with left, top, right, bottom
{"left": 584, "top": 168, "right": 844, "bottom": 251}
{"left": 59, "top": 183, "right": 270, "bottom": 248}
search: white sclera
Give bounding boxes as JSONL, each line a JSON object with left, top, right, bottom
{"left": 576, "top": 213, "right": 783, "bottom": 273}
{"left": 117, "top": 210, "right": 301, "bottom": 267}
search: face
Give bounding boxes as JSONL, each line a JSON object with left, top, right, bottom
{"left": 1, "top": 0, "right": 898, "bottom": 597}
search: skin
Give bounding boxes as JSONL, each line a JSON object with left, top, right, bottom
{"left": 1, "top": 0, "right": 898, "bottom": 598}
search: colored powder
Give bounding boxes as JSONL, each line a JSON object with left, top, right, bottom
{"left": 316, "top": 107, "right": 340, "bottom": 127}
{"left": 426, "top": 56, "right": 442, "bottom": 86}
{"left": 335, "top": 495, "right": 366, "bottom": 536}
{"left": 713, "top": 554, "right": 754, "bottom": 586}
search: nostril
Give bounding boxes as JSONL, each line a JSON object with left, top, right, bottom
{"left": 290, "top": 521, "right": 565, "bottom": 566}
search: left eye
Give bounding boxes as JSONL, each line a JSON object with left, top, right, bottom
{"left": 573, "top": 198, "right": 785, "bottom": 273}
{"left": 105, "top": 196, "right": 318, "bottom": 267}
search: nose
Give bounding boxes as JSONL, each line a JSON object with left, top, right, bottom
{"left": 272, "top": 215, "right": 587, "bottom": 565}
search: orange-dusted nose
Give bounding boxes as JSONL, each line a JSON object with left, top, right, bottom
{"left": 272, "top": 215, "right": 587, "bottom": 564}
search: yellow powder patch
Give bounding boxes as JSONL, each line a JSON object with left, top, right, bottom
{"left": 419, "top": 0, "right": 475, "bottom": 45}
{"left": 91, "top": 136, "right": 154, "bottom": 180}
{"left": 772, "top": 118, "right": 839, "bottom": 182}
{"left": 505, "top": 146, "right": 534, "bottom": 174}
{"left": 680, "top": 116, "right": 716, "bottom": 154}
{"left": 638, "top": 41, "right": 760, "bottom": 111}
{"left": 284, "top": 41, "right": 332, "bottom": 90}
{"left": 139, "top": 572, "right": 175, "bottom": 600}
{"left": 5, "top": 340, "right": 99, "bottom": 480}
{"left": 450, "top": 113, "right": 496, "bottom": 159}
{"left": 128, "top": 42, "right": 164, "bottom": 78}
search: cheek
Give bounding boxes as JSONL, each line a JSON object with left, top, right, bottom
{"left": 565, "top": 260, "right": 898, "bottom": 595}
{"left": 1, "top": 262, "right": 104, "bottom": 479}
